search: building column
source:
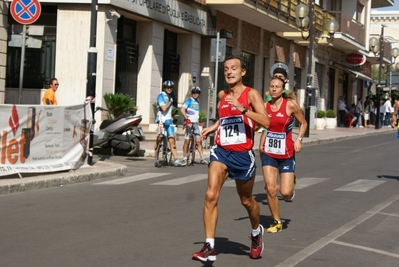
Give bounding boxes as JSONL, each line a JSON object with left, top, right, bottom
{"left": 136, "top": 21, "right": 164, "bottom": 127}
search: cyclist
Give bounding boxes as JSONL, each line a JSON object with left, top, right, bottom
{"left": 180, "top": 86, "right": 209, "bottom": 165}
{"left": 154, "top": 80, "right": 183, "bottom": 167}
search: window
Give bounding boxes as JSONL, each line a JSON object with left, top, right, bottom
{"left": 6, "top": 6, "right": 57, "bottom": 88}
{"left": 240, "top": 51, "right": 255, "bottom": 88}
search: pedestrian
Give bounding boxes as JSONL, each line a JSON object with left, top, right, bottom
{"left": 42, "top": 78, "right": 59, "bottom": 105}
{"left": 384, "top": 97, "right": 393, "bottom": 127}
{"left": 356, "top": 98, "right": 364, "bottom": 128}
{"left": 363, "top": 96, "right": 370, "bottom": 128}
{"left": 154, "top": 80, "right": 183, "bottom": 167}
{"left": 260, "top": 77, "right": 307, "bottom": 233}
{"left": 338, "top": 95, "right": 347, "bottom": 127}
{"left": 349, "top": 103, "right": 358, "bottom": 128}
{"left": 379, "top": 100, "right": 386, "bottom": 128}
{"left": 369, "top": 98, "right": 375, "bottom": 126}
{"left": 192, "top": 55, "right": 270, "bottom": 262}
{"left": 180, "top": 86, "right": 208, "bottom": 165}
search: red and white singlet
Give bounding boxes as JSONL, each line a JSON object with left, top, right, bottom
{"left": 214, "top": 87, "right": 255, "bottom": 152}
{"left": 262, "top": 98, "right": 294, "bottom": 159}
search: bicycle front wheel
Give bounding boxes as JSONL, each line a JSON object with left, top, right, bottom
{"left": 155, "top": 136, "right": 168, "bottom": 167}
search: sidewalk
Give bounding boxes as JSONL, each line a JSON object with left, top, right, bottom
{"left": 0, "top": 126, "right": 395, "bottom": 195}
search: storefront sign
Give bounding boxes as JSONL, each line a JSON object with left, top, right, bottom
{"left": 0, "top": 104, "right": 91, "bottom": 176}
{"left": 345, "top": 53, "right": 366, "bottom": 66}
{"left": 37, "top": 0, "right": 208, "bottom": 35}
{"left": 118, "top": 0, "right": 208, "bottom": 35}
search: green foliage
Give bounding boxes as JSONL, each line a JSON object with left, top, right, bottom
{"left": 198, "top": 110, "right": 207, "bottom": 122}
{"left": 326, "top": 109, "right": 336, "bottom": 118}
{"left": 103, "top": 93, "right": 137, "bottom": 119}
{"left": 172, "top": 106, "right": 180, "bottom": 121}
{"left": 316, "top": 110, "right": 326, "bottom": 118}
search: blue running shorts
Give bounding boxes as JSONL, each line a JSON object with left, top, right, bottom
{"left": 210, "top": 145, "right": 256, "bottom": 180}
{"left": 261, "top": 153, "right": 295, "bottom": 173}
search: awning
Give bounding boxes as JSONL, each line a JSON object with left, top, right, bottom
{"left": 339, "top": 66, "right": 377, "bottom": 84}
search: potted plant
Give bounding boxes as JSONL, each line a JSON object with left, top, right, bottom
{"left": 103, "top": 93, "right": 137, "bottom": 119}
{"left": 198, "top": 110, "right": 206, "bottom": 126}
{"left": 325, "top": 109, "right": 337, "bottom": 129}
{"left": 315, "top": 110, "right": 326, "bottom": 130}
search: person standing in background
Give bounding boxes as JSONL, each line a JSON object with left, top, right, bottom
{"left": 180, "top": 86, "right": 208, "bottom": 165}
{"left": 42, "top": 78, "right": 59, "bottom": 105}
{"left": 356, "top": 98, "right": 364, "bottom": 128}
{"left": 363, "top": 96, "right": 370, "bottom": 128}
{"left": 338, "top": 96, "right": 346, "bottom": 127}
{"left": 384, "top": 97, "right": 393, "bottom": 127}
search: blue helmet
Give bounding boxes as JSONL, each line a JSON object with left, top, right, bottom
{"left": 162, "top": 80, "right": 174, "bottom": 88}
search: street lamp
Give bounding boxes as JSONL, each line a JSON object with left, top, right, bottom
{"left": 369, "top": 25, "right": 386, "bottom": 130}
{"left": 295, "top": 2, "right": 339, "bottom": 137}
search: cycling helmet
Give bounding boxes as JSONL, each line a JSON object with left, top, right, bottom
{"left": 162, "top": 80, "right": 174, "bottom": 88}
{"left": 191, "top": 86, "right": 201, "bottom": 94}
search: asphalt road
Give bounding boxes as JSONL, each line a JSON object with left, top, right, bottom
{"left": 0, "top": 132, "right": 398, "bottom": 267}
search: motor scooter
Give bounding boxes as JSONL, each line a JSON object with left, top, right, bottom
{"left": 93, "top": 107, "right": 145, "bottom": 156}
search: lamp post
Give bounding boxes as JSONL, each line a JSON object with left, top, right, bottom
{"left": 295, "top": 2, "right": 338, "bottom": 137}
{"left": 387, "top": 48, "right": 399, "bottom": 97}
{"left": 369, "top": 25, "right": 387, "bottom": 130}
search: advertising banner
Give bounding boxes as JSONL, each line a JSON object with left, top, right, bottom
{"left": 0, "top": 104, "right": 92, "bottom": 176}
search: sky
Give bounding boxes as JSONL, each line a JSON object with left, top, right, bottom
{"left": 374, "top": 1, "right": 399, "bottom": 11}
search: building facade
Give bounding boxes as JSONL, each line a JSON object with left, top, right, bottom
{"left": 1, "top": 0, "right": 395, "bottom": 132}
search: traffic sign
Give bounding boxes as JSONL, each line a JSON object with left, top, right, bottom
{"left": 10, "top": 0, "right": 41, "bottom": 25}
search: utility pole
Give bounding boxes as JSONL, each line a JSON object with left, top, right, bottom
{"left": 86, "top": 0, "right": 98, "bottom": 165}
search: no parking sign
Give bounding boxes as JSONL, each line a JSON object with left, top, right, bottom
{"left": 10, "top": 0, "right": 41, "bottom": 25}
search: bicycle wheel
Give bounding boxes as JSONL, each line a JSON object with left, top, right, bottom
{"left": 155, "top": 135, "right": 168, "bottom": 167}
{"left": 187, "top": 134, "right": 196, "bottom": 166}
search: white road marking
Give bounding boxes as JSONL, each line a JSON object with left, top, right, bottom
{"left": 151, "top": 174, "right": 208, "bottom": 185}
{"left": 334, "top": 179, "right": 386, "bottom": 192}
{"left": 332, "top": 240, "right": 399, "bottom": 259}
{"left": 377, "top": 212, "right": 399, "bottom": 218}
{"left": 295, "top": 177, "right": 330, "bottom": 189}
{"left": 94, "top": 173, "right": 170, "bottom": 185}
{"left": 275, "top": 193, "right": 399, "bottom": 267}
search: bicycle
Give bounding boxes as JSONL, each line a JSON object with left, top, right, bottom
{"left": 155, "top": 123, "right": 173, "bottom": 168}
{"left": 184, "top": 123, "right": 197, "bottom": 166}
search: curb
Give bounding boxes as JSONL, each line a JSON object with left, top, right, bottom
{"left": 0, "top": 161, "right": 127, "bottom": 195}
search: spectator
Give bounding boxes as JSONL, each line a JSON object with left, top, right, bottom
{"left": 42, "top": 78, "right": 59, "bottom": 105}
{"left": 363, "top": 96, "right": 370, "bottom": 128}
{"left": 338, "top": 95, "right": 346, "bottom": 127}
{"left": 384, "top": 97, "right": 393, "bottom": 127}
{"left": 356, "top": 98, "right": 364, "bottom": 128}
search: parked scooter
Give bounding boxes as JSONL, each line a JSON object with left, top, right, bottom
{"left": 93, "top": 107, "right": 145, "bottom": 156}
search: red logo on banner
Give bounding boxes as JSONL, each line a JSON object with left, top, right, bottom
{"left": 10, "top": 0, "right": 41, "bottom": 25}
{"left": 345, "top": 53, "right": 366, "bottom": 66}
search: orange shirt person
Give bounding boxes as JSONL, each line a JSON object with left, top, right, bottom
{"left": 42, "top": 78, "right": 59, "bottom": 105}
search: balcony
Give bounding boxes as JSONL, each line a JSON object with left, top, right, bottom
{"left": 328, "top": 11, "right": 367, "bottom": 52}
{"left": 205, "top": 0, "right": 301, "bottom": 32}
{"left": 371, "top": 0, "right": 395, "bottom": 9}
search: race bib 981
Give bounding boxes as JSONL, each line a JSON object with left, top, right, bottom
{"left": 264, "top": 131, "right": 286, "bottom": 155}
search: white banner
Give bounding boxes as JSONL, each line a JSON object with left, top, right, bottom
{"left": 0, "top": 104, "right": 92, "bottom": 176}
